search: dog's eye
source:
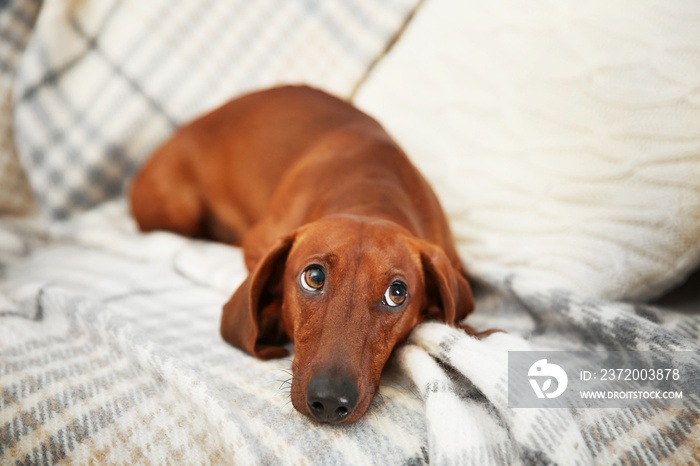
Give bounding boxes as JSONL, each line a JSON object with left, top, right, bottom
{"left": 301, "top": 266, "right": 325, "bottom": 291}
{"left": 384, "top": 281, "right": 407, "bottom": 307}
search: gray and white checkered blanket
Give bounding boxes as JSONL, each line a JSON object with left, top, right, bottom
{"left": 11, "top": 0, "right": 419, "bottom": 220}
{"left": 2, "top": 0, "right": 699, "bottom": 463}
{"left": 1, "top": 201, "right": 698, "bottom": 464}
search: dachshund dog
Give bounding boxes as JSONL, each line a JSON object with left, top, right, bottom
{"left": 130, "top": 85, "right": 495, "bottom": 425}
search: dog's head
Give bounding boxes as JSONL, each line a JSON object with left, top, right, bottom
{"left": 221, "top": 214, "right": 474, "bottom": 424}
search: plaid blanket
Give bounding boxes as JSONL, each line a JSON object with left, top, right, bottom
{"left": 1, "top": 201, "right": 698, "bottom": 464}
{"left": 0, "top": 0, "right": 39, "bottom": 215}
{"left": 3, "top": 0, "right": 699, "bottom": 463}
{"left": 12, "top": 0, "right": 418, "bottom": 220}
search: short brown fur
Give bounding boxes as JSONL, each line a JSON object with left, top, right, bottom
{"left": 130, "top": 85, "right": 497, "bottom": 424}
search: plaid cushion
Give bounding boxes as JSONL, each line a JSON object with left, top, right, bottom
{"left": 0, "top": 0, "right": 40, "bottom": 215}
{"left": 13, "top": 0, "right": 419, "bottom": 220}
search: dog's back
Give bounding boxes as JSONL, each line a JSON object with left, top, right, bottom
{"left": 130, "top": 85, "right": 386, "bottom": 243}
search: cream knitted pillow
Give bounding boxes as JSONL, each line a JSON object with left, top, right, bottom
{"left": 355, "top": 0, "right": 700, "bottom": 301}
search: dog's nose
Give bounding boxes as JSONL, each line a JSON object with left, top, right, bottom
{"left": 306, "top": 375, "right": 358, "bottom": 423}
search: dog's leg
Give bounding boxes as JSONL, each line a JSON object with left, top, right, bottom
{"left": 202, "top": 202, "right": 252, "bottom": 245}
{"left": 130, "top": 145, "right": 205, "bottom": 239}
{"left": 458, "top": 324, "right": 505, "bottom": 339}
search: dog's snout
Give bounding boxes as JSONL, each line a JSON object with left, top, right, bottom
{"left": 306, "top": 375, "right": 358, "bottom": 423}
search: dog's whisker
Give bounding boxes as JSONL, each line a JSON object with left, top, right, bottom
{"left": 374, "top": 391, "right": 388, "bottom": 407}
{"left": 282, "top": 400, "right": 299, "bottom": 416}
{"left": 278, "top": 378, "right": 293, "bottom": 391}
{"left": 382, "top": 381, "right": 421, "bottom": 401}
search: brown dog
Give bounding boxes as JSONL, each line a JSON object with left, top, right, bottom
{"left": 130, "top": 85, "right": 494, "bottom": 425}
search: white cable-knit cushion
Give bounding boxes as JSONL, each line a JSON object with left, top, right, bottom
{"left": 355, "top": 0, "right": 700, "bottom": 301}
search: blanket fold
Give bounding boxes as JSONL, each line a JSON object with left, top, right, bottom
{"left": 1, "top": 201, "right": 697, "bottom": 464}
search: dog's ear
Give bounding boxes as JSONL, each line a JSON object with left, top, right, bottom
{"left": 417, "top": 241, "right": 474, "bottom": 325}
{"left": 220, "top": 233, "right": 295, "bottom": 360}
